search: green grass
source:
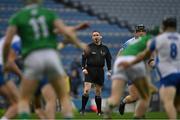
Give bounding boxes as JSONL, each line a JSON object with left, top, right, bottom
{"left": 0, "top": 109, "right": 180, "bottom": 119}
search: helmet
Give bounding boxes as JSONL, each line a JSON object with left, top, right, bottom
{"left": 135, "top": 24, "right": 146, "bottom": 32}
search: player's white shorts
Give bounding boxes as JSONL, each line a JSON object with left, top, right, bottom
{"left": 112, "top": 56, "right": 147, "bottom": 82}
{"left": 24, "top": 49, "right": 66, "bottom": 81}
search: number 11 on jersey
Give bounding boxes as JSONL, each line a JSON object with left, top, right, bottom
{"left": 29, "top": 16, "right": 49, "bottom": 39}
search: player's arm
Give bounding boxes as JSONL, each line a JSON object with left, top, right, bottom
{"left": 54, "top": 22, "right": 89, "bottom": 34}
{"left": 4, "top": 49, "right": 23, "bottom": 79}
{"left": 118, "top": 48, "right": 151, "bottom": 69}
{"left": 57, "top": 23, "right": 89, "bottom": 50}
{"left": 133, "top": 37, "right": 157, "bottom": 64}
{"left": 54, "top": 19, "right": 88, "bottom": 50}
{"left": 147, "top": 50, "right": 157, "bottom": 68}
{"left": 120, "top": 39, "right": 155, "bottom": 68}
{"left": 130, "top": 48, "right": 152, "bottom": 66}
{"left": 57, "top": 40, "right": 69, "bottom": 50}
{"left": 3, "top": 26, "right": 17, "bottom": 64}
{"left": 2, "top": 23, "right": 23, "bottom": 78}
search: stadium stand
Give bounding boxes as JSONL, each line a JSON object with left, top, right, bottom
{"left": 0, "top": 0, "right": 132, "bottom": 100}
{"left": 69, "top": 0, "right": 180, "bottom": 32}
{"left": 0, "top": 0, "right": 132, "bottom": 68}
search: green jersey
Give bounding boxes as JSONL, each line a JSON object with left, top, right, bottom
{"left": 119, "top": 34, "right": 152, "bottom": 56}
{"left": 9, "top": 4, "right": 59, "bottom": 58}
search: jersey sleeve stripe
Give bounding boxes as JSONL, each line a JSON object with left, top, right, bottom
{"left": 149, "top": 39, "right": 156, "bottom": 52}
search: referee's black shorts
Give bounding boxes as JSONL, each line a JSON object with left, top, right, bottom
{"left": 84, "top": 67, "right": 104, "bottom": 86}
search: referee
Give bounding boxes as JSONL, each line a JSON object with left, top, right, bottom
{"left": 80, "top": 31, "right": 112, "bottom": 115}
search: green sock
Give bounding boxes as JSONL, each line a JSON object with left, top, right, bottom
{"left": 18, "top": 112, "right": 31, "bottom": 119}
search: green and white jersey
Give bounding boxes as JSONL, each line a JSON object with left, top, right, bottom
{"left": 9, "top": 4, "right": 59, "bottom": 58}
{"left": 118, "top": 34, "right": 152, "bottom": 56}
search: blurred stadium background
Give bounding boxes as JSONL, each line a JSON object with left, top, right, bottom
{"left": 0, "top": 0, "right": 180, "bottom": 118}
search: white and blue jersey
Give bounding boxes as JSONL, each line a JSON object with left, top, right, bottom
{"left": 0, "top": 35, "right": 48, "bottom": 95}
{"left": 149, "top": 32, "right": 180, "bottom": 92}
{"left": 0, "top": 35, "right": 21, "bottom": 65}
{"left": 119, "top": 37, "right": 138, "bottom": 53}
{"left": 0, "top": 35, "right": 21, "bottom": 86}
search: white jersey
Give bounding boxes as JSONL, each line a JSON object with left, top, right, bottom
{"left": 150, "top": 32, "right": 180, "bottom": 78}
{"left": 0, "top": 35, "right": 20, "bottom": 65}
{"left": 119, "top": 37, "right": 138, "bottom": 53}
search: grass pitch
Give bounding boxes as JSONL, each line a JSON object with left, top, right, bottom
{"left": 0, "top": 109, "right": 180, "bottom": 119}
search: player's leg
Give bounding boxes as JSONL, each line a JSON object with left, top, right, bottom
{"left": 1, "top": 80, "right": 19, "bottom": 119}
{"left": 0, "top": 83, "right": 18, "bottom": 119}
{"left": 18, "top": 78, "right": 39, "bottom": 119}
{"left": 95, "top": 84, "right": 102, "bottom": 115}
{"left": 0, "top": 72, "right": 19, "bottom": 119}
{"left": 126, "top": 61, "right": 151, "bottom": 118}
{"left": 34, "top": 80, "right": 56, "bottom": 119}
{"left": 18, "top": 52, "right": 42, "bottom": 119}
{"left": 6, "top": 80, "right": 19, "bottom": 100}
{"left": 41, "top": 83, "right": 56, "bottom": 119}
{"left": 33, "top": 78, "right": 47, "bottom": 119}
{"left": 148, "top": 82, "right": 158, "bottom": 94}
{"left": 104, "top": 57, "right": 127, "bottom": 118}
{"left": 125, "top": 84, "right": 139, "bottom": 103}
{"left": 135, "top": 80, "right": 157, "bottom": 117}
{"left": 108, "top": 80, "right": 125, "bottom": 107}
{"left": 119, "top": 83, "right": 139, "bottom": 115}
{"left": 108, "top": 80, "right": 125, "bottom": 106}
{"left": 34, "top": 78, "right": 56, "bottom": 119}
{"left": 47, "top": 51, "right": 73, "bottom": 118}
{"left": 159, "top": 86, "right": 176, "bottom": 119}
{"left": 34, "top": 95, "right": 46, "bottom": 119}
{"left": 174, "top": 86, "right": 180, "bottom": 112}
{"left": 55, "top": 76, "right": 71, "bottom": 112}
{"left": 133, "top": 77, "right": 151, "bottom": 118}
{"left": 104, "top": 79, "right": 125, "bottom": 118}
{"left": 174, "top": 96, "right": 180, "bottom": 112}
{"left": 50, "top": 74, "right": 73, "bottom": 118}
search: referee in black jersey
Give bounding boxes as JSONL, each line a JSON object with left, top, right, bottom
{"left": 80, "top": 31, "right": 112, "bottom": 116}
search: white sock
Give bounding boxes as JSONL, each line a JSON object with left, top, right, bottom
{"left": 0, "top": 116, "right": 8, "bottom": 120}
{"left": 18, "top": 103, "right": 30, "bottom": 114}
{"left": 63, "top": 113, "right": 73, "bottom": 119}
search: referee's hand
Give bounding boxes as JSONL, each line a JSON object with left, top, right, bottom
{"left": 82, "top": 69, "right": 88, "bottom": 74}
{"left": 106, "top": 70, "right": 112, "bottom": 79}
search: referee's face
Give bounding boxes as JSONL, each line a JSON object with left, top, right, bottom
{"left": 92, "top": 32, "right": 102, "bottom": 44}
